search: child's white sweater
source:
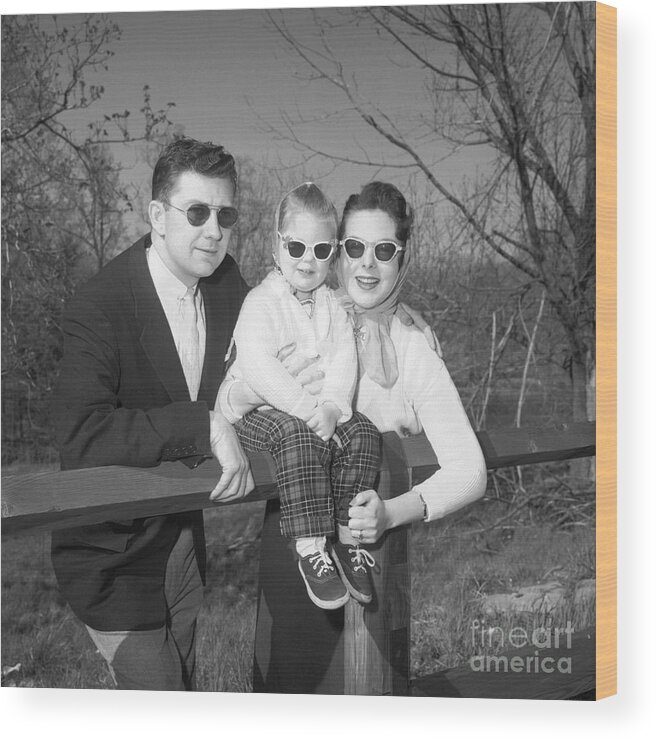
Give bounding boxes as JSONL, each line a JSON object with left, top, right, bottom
{"left": 218, "top": 271, "right": 356, "bottom": 425}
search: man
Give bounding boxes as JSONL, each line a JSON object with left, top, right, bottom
{"left": 51, "top": 138, "right": 254, "bottom": 691}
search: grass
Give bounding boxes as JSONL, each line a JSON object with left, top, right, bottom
{"left": 409, "top": 516, "right": 595, "bottom": 677}
{"left": 1, "top": 530, "right": 110, "bottom": 688}
{"left": 1, "top": 499, "right": 265, "bottom": 691}
{"left": 2, "top": 465, "right": 595, "bottom": 692}
{"left": 195, "top": 502, "right": 264, "bottom": 693}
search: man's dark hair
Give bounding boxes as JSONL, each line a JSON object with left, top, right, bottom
{"left": 151, "top": 137, "right": 238, "bottom": 202}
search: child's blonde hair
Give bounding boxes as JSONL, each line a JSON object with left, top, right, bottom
{"left": 275, "top": 182, "right": 338, "bottom": 240}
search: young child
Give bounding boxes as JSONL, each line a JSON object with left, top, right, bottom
{"left": 217, "top": 183, "right": 381, "bottom": 609}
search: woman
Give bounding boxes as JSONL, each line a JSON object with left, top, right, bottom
{"left": 335, "top": 181, "right": 487, "bottom": 542}
{"left": 223, "top": 181, "right": 487, "bottom": 692}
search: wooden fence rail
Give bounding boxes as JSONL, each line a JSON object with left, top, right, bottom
{"left": 2, "top": 422, "right": 595, "bottom": 537}
{"left": 1, "top": 421, "right": 596, "bottom": 698}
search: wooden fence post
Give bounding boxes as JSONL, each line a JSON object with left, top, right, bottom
{"left": 343, "top": 432, "right": 412, "bottom": 695}
{"left": 252, "top": 497, "right": 346, "bottom": 694}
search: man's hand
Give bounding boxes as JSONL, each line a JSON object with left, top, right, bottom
{"left": 215, "top": 343, "right": 325, "bottom": 422}
{"left": 208, "top": 410, "right": 254, "bottom": 502}
{"left": 395, "top": 303, "right": 441, "bottom": 356}
{"left": 277, "top": 343, "right": 324, "bottom": 395}
{"left": 306, "top": 402, "right": 340, "bottom": 442}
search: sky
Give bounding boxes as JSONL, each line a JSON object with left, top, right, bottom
{"left": 5, "top": 2, "right": 492, "bottom": 221}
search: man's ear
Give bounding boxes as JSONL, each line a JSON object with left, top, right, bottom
{"left": 149, "top": 200, "right": 166, "bottom": 237}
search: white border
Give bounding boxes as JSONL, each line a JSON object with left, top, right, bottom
{"left": 2, "top": 0, "right": 653, "bottom": 737}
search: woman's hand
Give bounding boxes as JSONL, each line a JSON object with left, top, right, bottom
{"left": 395, "top": 303, "right": 441, "bottom": 356}
{"left": 348, "top": 489, "right": 390, "bottom": 544}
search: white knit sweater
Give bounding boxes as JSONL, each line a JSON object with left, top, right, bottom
{"left": 217, "top": 271, "right": 356, "bottom": 424}
{"left": 353, "top": 316, "right": 487, "bottom": 521}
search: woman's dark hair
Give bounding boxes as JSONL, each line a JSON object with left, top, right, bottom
{"left": 152, "top": 137, "right": 238, "bottom": 202}
{"left": 338, "top": 181, "right": 413, "bottom": 243}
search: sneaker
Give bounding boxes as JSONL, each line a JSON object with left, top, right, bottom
{"left": 331, "top": 542, "right": 376, "bottom": 604}
{"left": 297, "top": 548, "right": 349, "bottom": 610}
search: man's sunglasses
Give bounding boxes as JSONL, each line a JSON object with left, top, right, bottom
{"left": 165, "top": 201, "right": 239, "bottom": 229}
{"left": 339, "top": 237, "right": 405, "bottom": 263}
{"left": 278, "top": 233, "right": 336, "bottom": 262}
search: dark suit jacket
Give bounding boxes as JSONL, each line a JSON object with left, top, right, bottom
{"left": 51, "top": 235, "right": 249, "bottom": 631}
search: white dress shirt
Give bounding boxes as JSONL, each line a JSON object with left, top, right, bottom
{"left": 146, "top": 246, "right": 206, "bottom": 396}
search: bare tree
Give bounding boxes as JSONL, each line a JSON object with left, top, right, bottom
{"left": 228, "top": 158, "right": 279, "bottom": 286}
{"left": 3, "top": 17, "right": 175, "bottom": 267}
{"left": 267, "top": 3, "right": 596, "bottom": 423}
{"left": 1, "top": 14, "right": 174, "bottom": 461}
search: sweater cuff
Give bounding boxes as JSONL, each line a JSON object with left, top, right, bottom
{"left": 290, "top": 392, "right": 318, "bottom": 422}
{"left": 216, "top": 378, "right": 242, "bottom": 425}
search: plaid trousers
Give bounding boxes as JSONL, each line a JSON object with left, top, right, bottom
{"left": 234, "top": 409, "right": 381, "bottom": 539}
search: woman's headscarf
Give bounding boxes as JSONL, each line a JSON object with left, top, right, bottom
{"left": 335, "top": 234, "right": 411, "bottom": 388}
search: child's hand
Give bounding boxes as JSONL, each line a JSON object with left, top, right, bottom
{"left": 307, "top": 402, "right": 341, "bottom": 442}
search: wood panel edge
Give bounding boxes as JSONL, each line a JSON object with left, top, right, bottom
{"left": 595, "top": 0, "right": 617, "bottom": 701}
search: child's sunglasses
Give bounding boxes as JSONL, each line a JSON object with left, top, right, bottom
{"left": 339, "top": 237, "right": 405, "bottom": 263}
{"left": 165, "top": 201, "right": 239, "bottom": 229}
{"left": 278, "top": 233, "right": 336, "bottom": 262}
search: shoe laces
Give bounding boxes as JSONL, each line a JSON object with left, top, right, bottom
{"left": 348, "top": 545, "right": 376, "bottom": 573}
{"left": 309, "top": 550, "right": 335, "bottom": 577}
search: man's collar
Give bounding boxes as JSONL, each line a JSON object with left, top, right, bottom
{"left": 147, "top": 245, "right": 198, "bottom": 301}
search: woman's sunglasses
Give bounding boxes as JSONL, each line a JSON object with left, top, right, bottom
{"left": 278, "top": 233, "right": 336, "bottom": 262}
{"left": 165, "top": 201, "right": 239, "bottom": 229}
{"left": 339, "top": 237, "right": 405, "bottom": 263}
